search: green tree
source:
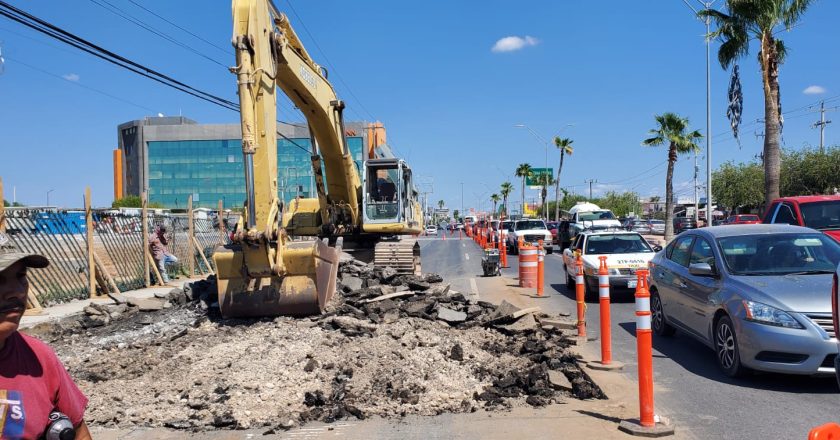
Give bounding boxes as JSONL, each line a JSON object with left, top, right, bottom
{"left": 712, "top": 160, "right": 765, "bottom": 210}
{"left": 599, "top": 191, "right": 641, "bottom": 218}
{"left": 557, "top": 193, "right": 589, "bottom": 214}
{"left": 499, "top": 181, "right": 514, "bottom": 219}
{"left": 643, "top": 113, "right": 703, "bottom": 241}
{"left": 112, "top": 195, "right": 163, "bottom": 209}
{"left": 514, "top": 163, "right": 533, "bottom": 218}
{"left": 702, "top": 0, "right": 815, "bottom": 206}
{"left": 453, "top": 209, "right": 460, "bottom": 222}
{"left": 552, "top": 137, "right": 574, "bottom": 221}
{"left": 490, "top": 194, "right": 501, "bottom": 217}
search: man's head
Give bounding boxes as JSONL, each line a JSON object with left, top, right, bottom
{"left": 0, "top": 253, "right": 48, "bottom": 343}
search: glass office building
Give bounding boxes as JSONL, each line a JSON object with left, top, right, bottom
{"left": 116, "top": 116, "right": 365, "bottom": 209}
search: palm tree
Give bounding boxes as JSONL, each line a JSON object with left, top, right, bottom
{"left": 437, "top": 200, "right": 444, "bottom": 209}
{"left": 499, "top": 181, "right": 513, "bottom": 219}
{"left": 553, "top": 137, "right": 574, "bottom": 221}
{"left": 701, "top": 1, "right": 814, "bottom": 206}
{"left": 643, "top": 113, "right": 703, "bottom": 241}
{"left": 490, "top": 194, "right": 501, "bottom": 217}
{"left": 514, "top": 163, "right": 533, "bottom": 218}
{"left": 540, "top": 175, "right": 556, "bottom": 220}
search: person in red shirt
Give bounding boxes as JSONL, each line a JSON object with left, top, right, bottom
{"left": 0, "top": 252, "right": 90, "bottom": 439}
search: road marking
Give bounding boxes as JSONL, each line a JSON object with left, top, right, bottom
{"left": 464, "top": 253, "right": 470, "bottom": 260}
{"left": 470, "top": 277, "right": 479, "bottom": 298}
{"left": 462, "top": 243, "right": 465, "bottom": 247}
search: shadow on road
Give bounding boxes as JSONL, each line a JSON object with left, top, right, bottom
{"left": 617, "top": 322, "right": 839, "bottom": 394}
{"left": 551, "top": 283, "right": 636, "bottom": 304}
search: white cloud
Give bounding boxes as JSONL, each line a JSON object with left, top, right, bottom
{"left": 803, "top": 85, "right": 826, "bottom": 95}
{"left": 491, "top": 35, "right": 539, "bottom": 53}
{"left": 62, "top": 73, "right": 80, "bottom": 82}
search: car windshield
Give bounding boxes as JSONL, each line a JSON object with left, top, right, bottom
{"left": 718, "top": 233, "right": 840, "bottom": 276}
{"left": 579, "top": 210, "right": 615, "bottom": 221}
{"left": 585, "top": 234, "right": 652, "bottom": 254}
{"left": 501, "top": 221, "right": 512, "bottom": 230}
{"left": 799, "top": 200, "right": 840, "bottom": 230}
{"left": 738, "top": 215, "right": 759, "bottom": 221}
{"left": 516, "top": 220, "right": 547, "bottom": 230}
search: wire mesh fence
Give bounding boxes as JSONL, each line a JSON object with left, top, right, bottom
{"left": 1, "top": 206, "right": 232, "bottom": 306}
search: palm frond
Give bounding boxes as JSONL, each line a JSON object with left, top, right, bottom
{"left": 784, "top": 0, "right": 814, "bottom": 29}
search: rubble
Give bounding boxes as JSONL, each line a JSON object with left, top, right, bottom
{"left": 43, "top": 255, "right": 604, "bottom": 432}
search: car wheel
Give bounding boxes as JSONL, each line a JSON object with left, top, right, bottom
{"left": 714, "top": 315, "right": 746, "bottom": 377}
{"left": 545, "top": 246, "right": 553, "bottom": 255}
{"left": 650, "top": 291, "right": 675, "bottom": 337}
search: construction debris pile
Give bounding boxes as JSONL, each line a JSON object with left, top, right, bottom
{"left": 44, "top": 255, "right": 604, "bottom": 432}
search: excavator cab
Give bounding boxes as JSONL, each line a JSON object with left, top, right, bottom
{"left": 364, "top": 158, "right": 407, "bottom": 223}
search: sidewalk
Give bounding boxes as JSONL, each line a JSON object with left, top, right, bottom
{"left": 20, "top": 277, "right": 203, "bottom": 331}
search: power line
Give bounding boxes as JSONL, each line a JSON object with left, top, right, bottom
{"left": 124, "top": 0, "right": 230, "bottom": 55}
{"left": 4, "top": 55, "right": 157, "bottom": 112}
{"left": 86, "top": 0, "right": 227, "bottom": 68}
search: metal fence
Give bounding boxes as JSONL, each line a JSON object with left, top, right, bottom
{"left": 2, "top": 207, "right": 233, "bottom": 306}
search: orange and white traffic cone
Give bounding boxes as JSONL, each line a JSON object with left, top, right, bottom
{"left": 536, "top": 239, "right": 545, "bottom": 297}
{"left": 575, "top": 254, "right": 586, "bottom": 338}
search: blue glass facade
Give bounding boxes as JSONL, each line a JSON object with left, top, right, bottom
{"left": 147, "top": 137, "right": 364, "bottom": 209}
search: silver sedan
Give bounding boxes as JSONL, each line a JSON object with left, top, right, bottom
{"left": 649, "top": 224, "right": 839, "bottom": 377}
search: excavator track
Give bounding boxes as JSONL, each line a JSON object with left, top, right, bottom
{"left": 374, "top": 237, "right": 421, "bottom": 275}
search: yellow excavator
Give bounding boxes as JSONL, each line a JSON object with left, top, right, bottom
{"left": 213, "top": 0, "right": 423, "bottom": 318}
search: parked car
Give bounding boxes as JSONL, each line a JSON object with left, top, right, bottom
{"left": 763, "top": 195, "right": 840, "bottom": 242}
{"left": 647, "top": 219, "right": 666, "bottom": 235}
{"left": 673, "top": 216, "right": 697, "bottom": 234}
{"left": 833, "top": 266, "right": 840, "bottom": 388}
{"left": 546, "top": 221, "right": 560, "bottom": 244}
{"left": 425, "top": 225, "right": 438, "bottom": 235}
{"left": 649, "top": 224, "right": 839, "bottom": 377}
{"left": 724, "top": 214, "right": 762, "bottom": 225}
{"left": 562, "top": 230, "right": 661, "bottom": 299}
{"left": 508, "top": 219, "right": 553, "bottom": 254}
{"left": 627, "top": 219, "right": 652, "bottom": 234}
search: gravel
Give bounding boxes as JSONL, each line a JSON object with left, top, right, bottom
{"left": 41, "top": 255, "right": 604, "bottom": 432}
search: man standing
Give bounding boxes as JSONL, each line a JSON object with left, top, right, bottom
{"left": 0, "top": 252, "right": 91, "bottom": 439}
{"left": 149, "top": 226, "right": 178, "bottom": 284}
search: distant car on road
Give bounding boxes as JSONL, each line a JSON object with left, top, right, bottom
{"left": 647, "top": 219, "right": 665, "bottom": 235}
{"left": 673, "top": 216, "right": 697, "bottom": 234}
{"left": 562, "top": 230, "right": 660, "bottom": 299}
{"left": 763, "top": 195, "right": 840, "bottom": 242}
{"left": 723, "top": 214, "right": 762, "bottom": 225}
{"left": 425, "top": 225, "right": 438, "bottom": 235}
{"left": 649, "top": 224, "right": 839, "bottom": 377}
{"left": 627, "top": 219, "right": 652, "bottom": 235}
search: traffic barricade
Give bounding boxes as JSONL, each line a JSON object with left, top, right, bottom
{"left": 518, "top": 243, "right": 538, "bottom": 288}
{"left": 575, "top": 254, "right": 587, "bottom": 338}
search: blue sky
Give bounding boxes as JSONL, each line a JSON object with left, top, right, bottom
{"left": 1, "top": 0, "right": 838, "bottom": 211}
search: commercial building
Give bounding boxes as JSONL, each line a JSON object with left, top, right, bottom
{"left": 115, "top": 116, "right": 387, "bottom": 209}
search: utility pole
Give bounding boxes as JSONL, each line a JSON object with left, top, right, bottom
{"left": 585, "top": 179, "right": 597, "bottom": 201}
{"left": 460, "top": 182, "right": 464, "bottom": 222}
{"left": 812, "top": 101, "right": 835, "bottom": 154}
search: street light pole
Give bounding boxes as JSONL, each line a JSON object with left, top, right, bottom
{"left": 684, "top": 0, "right": 715, "bottom": 225}
{"left": 46, "top": 189, "right": 54, "bottom": 206}
{"left": 461, "top": 182, "right": 464, "bottom": 221}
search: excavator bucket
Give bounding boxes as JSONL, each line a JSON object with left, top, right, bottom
{"left": 213, "top": 238, "right": 341, "bottom": 318}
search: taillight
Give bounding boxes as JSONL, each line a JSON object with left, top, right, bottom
{"left": 833, "top": 272, "right": 839, "bottom": 338}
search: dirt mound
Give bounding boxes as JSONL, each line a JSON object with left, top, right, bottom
{"left": 44, "top": 255, "right": 604, "bottom": 432}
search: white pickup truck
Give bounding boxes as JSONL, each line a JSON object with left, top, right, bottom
{"left": 559, "top": 202, "right": 623, "bottom": 250}
{"left": 508, "top": 219, "right": 554, "bottom": 254}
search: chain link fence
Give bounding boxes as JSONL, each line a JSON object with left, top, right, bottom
{"left": 2, "top": 207, "right": 232, "bottom": 306}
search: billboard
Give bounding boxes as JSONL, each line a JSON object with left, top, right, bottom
{"left": 526, "top": 168, "right": 553, "bottom": 189}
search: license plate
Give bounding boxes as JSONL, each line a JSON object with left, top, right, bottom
{"left": 627, "top": 279, "right": 637, "bottom": 288}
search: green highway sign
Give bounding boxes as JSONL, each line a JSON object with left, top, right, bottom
{"left": 526, "top": 168, "right": 554, "bottom": 187}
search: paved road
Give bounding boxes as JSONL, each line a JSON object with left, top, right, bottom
{"left": 498, "top": 242, "right": 839, "bottom": 439}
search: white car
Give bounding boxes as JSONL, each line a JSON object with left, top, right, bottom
{"left": 509, "top": 219, "right": 554, "bottom": 254}
{"left": 425, "top": 225, "right": 438, "bottom": 235}
{"left": 561, "top": 230, "right": 662, "bottom": 299}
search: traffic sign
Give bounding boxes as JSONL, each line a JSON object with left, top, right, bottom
{"left": 526, "top": 168, "right": 553, "bottom": 188}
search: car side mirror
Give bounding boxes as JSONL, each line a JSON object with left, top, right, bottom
{"left": 653, "top": 245, "right": 663, "bottom": 252}
{"left": 688, "top": 262, "right": 715, "bottom": 277}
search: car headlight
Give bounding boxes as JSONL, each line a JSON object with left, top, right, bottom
{"left": 742, "top": 300, "right": 804, "bottom": 329}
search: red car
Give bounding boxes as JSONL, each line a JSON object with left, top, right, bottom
{"left": 762, "top": 195, "right": 840, "bottom": 242}
{"left": 723, "top": 214, "right": 762, "bottom": 225}
{"left": 546, "top": 221, "right": 559, "bottom": 244}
